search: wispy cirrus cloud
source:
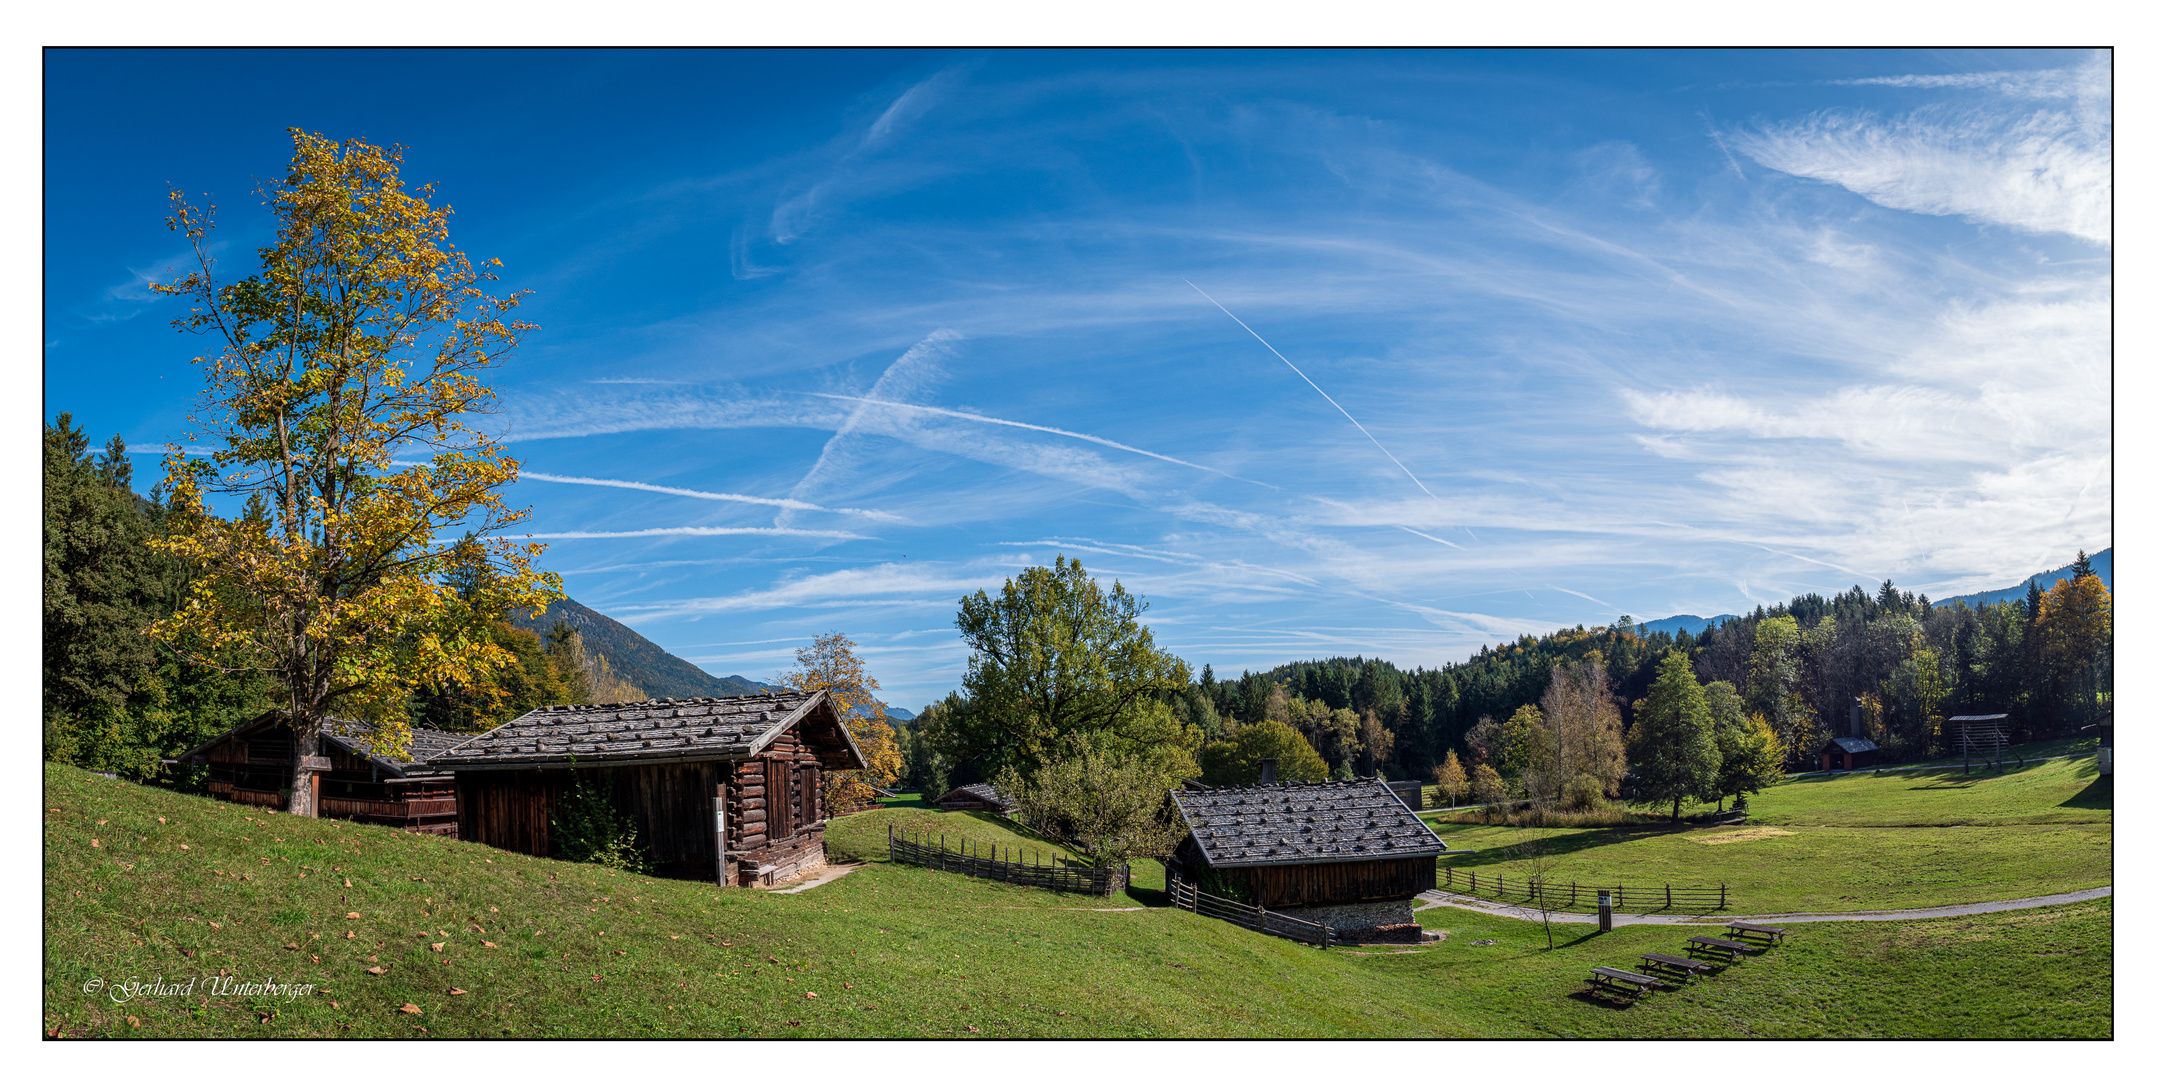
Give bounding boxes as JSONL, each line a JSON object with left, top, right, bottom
{"left": 522, "top": 526, "right": 876, "bottom": 541}
{"left": 1735, "top": 55, "right": 2111, "bottom": 245}
{"left": 519, "top": 470, "right": 908, "bottom": 522}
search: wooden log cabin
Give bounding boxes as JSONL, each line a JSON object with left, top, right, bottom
{"left": 1166, "top": 778, "right": 1455, "bottom": 944}
{"left": 430, "top": 691, "right": 865, "bottom": 886}
{"left": 178, "top": 713, "right": 465, "bottom": 834}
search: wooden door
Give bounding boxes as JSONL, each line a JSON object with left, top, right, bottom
{"left": 766, "top": 759, "right": 793, "bottom": 840}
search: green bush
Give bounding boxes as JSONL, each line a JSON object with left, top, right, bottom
{"left": 551, "top": 773, "right": 652, "bottom": 874}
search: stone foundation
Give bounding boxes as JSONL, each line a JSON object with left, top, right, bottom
{"left": 1278, "top": 898, "right": 1414, "bottom": 931}
{"left": 1337, "top": 922, "right": 1424, "bottom": 944}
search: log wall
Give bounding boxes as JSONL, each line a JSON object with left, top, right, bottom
{"left": 1222, "top": 855, "right": 1437, "bottom": 907}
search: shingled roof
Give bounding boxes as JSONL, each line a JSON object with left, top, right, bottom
{"left": 428, "top": 691, "right": 866, "bottom": 771}
{"left": 1173, "top": 778, "right": 1451, "bottom": 868}
{"left": 322, "top": 718, "right": 470, "bottom": 777}
{"left": 937, "top": 782, "right": 1014, "bottom": 810}
{"left": 179, "top": 712, "right": 464, "bottom": 777}
{"left": 1824, "top": 736, "right": 1880, "bottom": 754}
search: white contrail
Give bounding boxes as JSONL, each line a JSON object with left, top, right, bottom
{"left": 520, "top": 526, "right": 874, "bottom": 540}
{"left": 1546, "top": 583, "right": 1620, "bottom": 610}
{"left": 1184, "top": 280, "right": 1454, "bottom": 512}
{"left": 518, "top": 471, "right": 907, "bottom": 522}
{"left": 804, "top": 393, "right": 1257, "bottom": 484}
{"left": 1397, "top": 525, "right": 1465, "bottom": 550}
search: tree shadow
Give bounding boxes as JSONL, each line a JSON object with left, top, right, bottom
{"left": 2061, "top": 775, "right": 2112, "bottom": 811}
{"left": 1567, "top": 988, "right": 1643, "bottom": 1010}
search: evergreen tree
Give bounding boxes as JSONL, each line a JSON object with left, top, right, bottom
{"left": 1628, "top": 651, "right": 1721, "bottom": 821}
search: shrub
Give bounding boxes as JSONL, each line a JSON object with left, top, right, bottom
{"left": 552, "top": 774, "right": 652, "bottom": 874}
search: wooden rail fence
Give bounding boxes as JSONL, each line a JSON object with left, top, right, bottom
{"left": 887, "top": 827, "right": 1129, "bottom": 896}
{"left": 1438, "top": 866, "right": 1730, "bottom": 911}
{"left": 1166, "top": 876, "right": 1340, "bottom": 948}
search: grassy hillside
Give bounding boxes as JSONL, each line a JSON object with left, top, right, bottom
{"left": 44, "top": 763, "right": 2108, "bottom": 1039}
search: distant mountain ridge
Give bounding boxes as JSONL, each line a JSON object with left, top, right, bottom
{"left": 505, "top": 598, "right": 780, "bottom": 700}
{"left": 1636, "top": 613, "right": 1741, "bottom": 637}
{"left": 1629, "top": 547, "right": 2112, "bottom": 636}
{"left": 1928, "top": 548, "right": 2110, "bottom": 610}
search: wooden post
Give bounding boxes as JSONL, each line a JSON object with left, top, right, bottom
{"left": 1597, "top": 890, "right": 1612, "bottom": 932}
{"left": 1721, "top": 883, "right": 1728, "bottom": 909}
{"left": 1666, "top": 884, "right": 1672, "bottom": 908}
{"left": 715, "top": 796, "right": 730, "bottom": 887}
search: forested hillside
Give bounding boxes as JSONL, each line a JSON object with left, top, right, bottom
{"left": 1170, "top": 564, "right": 2111, "bottom": 786}
{"left": 505, "top": 598, "right": 777, "bottom": 700}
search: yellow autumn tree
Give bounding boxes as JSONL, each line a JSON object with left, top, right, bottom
{"left": 148, "top": 130, "right": 559, "bottom": 817}
{"left": 782, "top": 631, "right": 903, "bottom": 814}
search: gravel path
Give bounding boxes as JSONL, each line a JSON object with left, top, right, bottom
{"left": 1411, "top": 885, "right": 2111, "bottom": 925}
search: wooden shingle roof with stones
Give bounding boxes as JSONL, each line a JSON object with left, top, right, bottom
{"left": 430, "top": 691, "right": 861, "bottom": 770}
{"left": 939, "top": 782, "right": 1013, "bottom": 809}
{"left": 322, "top": 718, "right": 470, "bottom": 776}
{"left": 1173, "top": 778, "right": 1451, "bottom": 868}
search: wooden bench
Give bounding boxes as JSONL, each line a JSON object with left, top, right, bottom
{"left": 1587, "top": 966, "right": 1664, "bottom": 999}
{"left": 1639, "top": 952, "right": 1713, "bottom": 980}
{"left": 1685, "top": 935, "right": 1759, "bottom": 961}
{"left": 1724, "top": 921, "right": 1788, "bottom": 946}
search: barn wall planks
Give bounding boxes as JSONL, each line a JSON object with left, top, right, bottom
{"left": 1225, "top": 856, "right": 1436, "bottom": 907}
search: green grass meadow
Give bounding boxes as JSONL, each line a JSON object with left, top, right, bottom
{"left": 44, "top": 762, "right": 2109, "bottom": 1039}
{"left": 1426, "top": 752, "right": 2111, "bottom": 914}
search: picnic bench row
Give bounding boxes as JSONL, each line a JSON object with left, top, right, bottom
{"left": 1584, "top": 922, "right": 1790, "bottom": 1002}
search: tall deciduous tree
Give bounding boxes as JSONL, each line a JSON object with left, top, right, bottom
{"left": 781, "top": 631, "right": 904, "bottom": 813}
{"left": 148, "top": 130, "right": 558, "bottom": 816}
{"left": 1703, "top": 680, "right": 1781, "bottom": 811}
{"left": 1628, "top": 651, "right": 1721, "bottom": 821}
{"left": 1432, "top": 749, "right": 1468, "bottom": 808}
{"left": 1194, "top": 718, "right": 1328, "bottom": 786}
{"left": 949, "top": 556, "right": 1195, "bottom": 780}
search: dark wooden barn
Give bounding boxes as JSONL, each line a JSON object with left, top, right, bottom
{"left": 1166, "top": 778, "right": 1453, "bottom": 943}
{"left": 933, "top": 782, "right": 1015, "bottom": 814}
{"left": 178, "top": 713, "right": 464, "bottom": 834}
{"left": 1817, "top": 736, "right": 1880, "bottom": 772}
{"left": 430, "top": 691, "right": 865, "bottom": 886}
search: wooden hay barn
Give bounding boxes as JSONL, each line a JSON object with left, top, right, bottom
{"left": 178, "top": 713, "right": 464, "bottom": 834}
{"left": 1166, "top": 778, "right": 1452, "bottom": 943}
{"left": 431, "top": 691, "right": 865, "bottom": 886}
{"left": 1817, "top": 736, "right": 1880, "bottom": 772}
{"left": 934, "top": 782, "right": 1015, "bottom": 814}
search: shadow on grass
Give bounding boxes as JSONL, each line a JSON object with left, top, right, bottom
{"left": 1438, "top": 824, "right": 1696, "bottom": 866}
{"left": 1567, "top": 989, "right": 1643, "bottom": 1010}
{"left": 2062, "top": 775, "right": 2113, "bottom": 810}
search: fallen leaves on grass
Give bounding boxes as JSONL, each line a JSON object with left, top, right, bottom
{"left": 346, "top": 912, "right": 361, "bottom": 920}
{"left": 366, "top": 967, "right": 388, "bottom": 976}
{"left": 399, "top": 1004, "right": 422, "bottom": 1016}
{"left": 806, "top": 992, "right": 818, "bottom": 999}
{"left": 430, "top": 942, "right": 445, "bottom": 953}
{"left": 482, "top": 941, "right": 497, "bottom": 948}
{"left": 448, "top": 988, "right": 467, "bottom": 996}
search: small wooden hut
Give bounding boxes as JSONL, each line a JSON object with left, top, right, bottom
{"left": 178, "top": 713, "right": 464, "bottom": 834}
{"left": 1817, "top": 736, "right": 1880, "bottom": 772}
{"left": 1166, "top": 778, "right": 1452, "bottom": 943}
{"left": 934, "top": 782, "right": 1015, "bottom": 814}
{"left": 431, "top": 691, "right": 865, "bottom": 886}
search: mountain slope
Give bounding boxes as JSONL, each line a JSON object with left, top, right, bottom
{"left": 1929, "top": 548, "right": 2111, "bottom": 610}
{"left": 504, "top": 598, "right": 777, "bottom": 700}
{"left": 1636, "top": 613, "right": 1740, "bottom": 637}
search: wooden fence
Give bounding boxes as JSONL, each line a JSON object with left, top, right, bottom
{"left": 1166, "top": 875, "right": 1340, "bottom": 948}
{"left": 1437, "top": 865, "right": 1730, "bottom": 911}
{"left": 887, "top": 827, "right": 1129, "bottom": 896}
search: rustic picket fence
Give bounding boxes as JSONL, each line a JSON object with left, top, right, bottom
{"left": 887, "top": 826, "right": 1129, "bottom": 896}
{"left": 1165, "top": 875, "right": 1340, "bottom": 948}
{"left": 1437, "top": 865, "right": 1730, "bottom": 911}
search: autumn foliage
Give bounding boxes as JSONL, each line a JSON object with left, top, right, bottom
{"left": 781, "top": 632, "right": 903, "bottom": 814}
{"left": 148, "top": 130, "right": 558, "bottom": 815}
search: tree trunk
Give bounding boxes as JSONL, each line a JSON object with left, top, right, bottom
{"left": 289, "top": 719, "right": 321, "bottom": 818}
{"left": 1671, "top": 796, "right": 1681, "bottom": 822}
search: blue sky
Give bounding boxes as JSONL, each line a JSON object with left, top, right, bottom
{"left": 43, "top": 49, "right": 2113, "bottom": 711}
